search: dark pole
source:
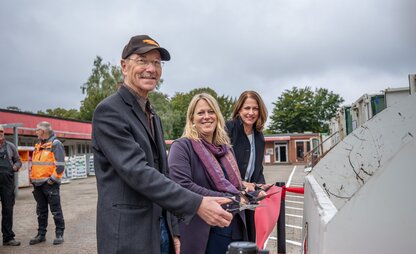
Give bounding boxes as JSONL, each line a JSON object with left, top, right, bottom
{"left": 276, "top": 182, "right": 286, "bottom": 254}
{"left": 13, "top": 126, "right": 19, "bottom": 197}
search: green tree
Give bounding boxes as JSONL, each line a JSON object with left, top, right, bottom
{"left": 148, "top": 89, "right": 175, "bottom": 140}
{"left": 269, "top": 87, "right": 343, "bottom": 133}
{"left": 79, "top": 56, "right": 123, "bottom": 121}
{"left": 217, "top": 94, "right": 236, "bottom": 121}
{"left": 37, "top": 108, "right": 80, "bottom": 120}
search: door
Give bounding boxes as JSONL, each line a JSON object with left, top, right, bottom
{"left": 296, "top": 141, "right": 305, "bottom": 162}
{"left": 274, "top": 142, "right": 288, "bottom": 163}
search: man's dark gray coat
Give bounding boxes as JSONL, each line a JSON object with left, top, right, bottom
{"left": 92, "top": 85, "right": 202, "bottom": 254}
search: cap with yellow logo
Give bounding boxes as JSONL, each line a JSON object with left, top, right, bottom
{"left": 122, "top": 35, "right": 171, "bottom": 61}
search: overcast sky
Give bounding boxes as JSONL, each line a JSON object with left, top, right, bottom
{"left": 1, "top": 0, "right": 415, "bottom": 119}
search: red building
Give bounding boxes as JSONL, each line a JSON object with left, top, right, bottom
{"left": 264, "top": 133, "right": 320, "bottom": 164}
{"left": 0, "top": 109, "right": 92, "bottom": 156}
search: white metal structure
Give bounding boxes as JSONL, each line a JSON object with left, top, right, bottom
{"left": 303, "top": 92, "right": 416, "bottom": 254}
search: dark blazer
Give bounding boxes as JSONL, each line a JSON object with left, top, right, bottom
{"left": 168, "top": 138, "right": 246, "bottom": 254}
{"left": 226, "top": 117, "right": 266, "bottom": 243}
{"left": 92, "top": 86, "right": 202, "bottom": 254}
{"left": 226, "top": 117, "right": 266, "bottom": 184}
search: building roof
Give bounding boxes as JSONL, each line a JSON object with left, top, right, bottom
{"left": 265, "top": 133, "right": 319, "bottom": 142}
{"left": 0, "top": 109, "right": 91, "bottom": 140}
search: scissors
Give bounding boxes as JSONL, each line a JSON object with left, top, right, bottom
{"left": 243, "top": 184, "right": 279, "bottom": 202}
{"left": 223, "top": 186, "right": 281, "bottom": 212}
{"left": 223, "top": 196, "right": 262, "bottom": 212}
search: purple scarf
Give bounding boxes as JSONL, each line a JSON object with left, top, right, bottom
{"left": 191, "top": 139, "right": 242, "bottom": 194}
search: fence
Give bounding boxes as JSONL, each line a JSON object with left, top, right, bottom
{"left": 62, "top": 154, "right": 95, "bottom": 183}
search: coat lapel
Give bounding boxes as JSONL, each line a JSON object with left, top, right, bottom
{"left": 153, "top": 115, "right": 168, "bottom": 174}
{"left": 118, "top": 86, "right": 156, "bottom": 144}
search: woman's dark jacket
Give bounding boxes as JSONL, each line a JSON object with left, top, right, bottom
{"left": 226, "top": 117, "right": 266, "bottom": 184}
{"left": 226, "top": 117, "right": 266, "bottom": 243}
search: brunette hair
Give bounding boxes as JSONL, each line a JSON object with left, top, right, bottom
{"left": 231, "top": 90, "right": 268, "bottom": 132}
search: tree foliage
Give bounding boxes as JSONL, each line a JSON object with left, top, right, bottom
{"left": 148, "top": 89, "right": 176, "bottom": 140}
{"left": 269, "top": 87, "right": 343, "bottom": 133}
{"left": 78, "top": 56, "right": 123, "bottom": 121}
{"left": 37, "top": 108, "right": 80, "bottom": 120}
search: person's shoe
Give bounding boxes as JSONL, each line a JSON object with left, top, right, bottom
{"left": 53, "top": 235, "right": 64, "bottom": 245}
{"left": 29, "top": 234, "right": 46, "bottom": 245}
{"left": 3, "top": 239, "right": 21, "bottom": 246}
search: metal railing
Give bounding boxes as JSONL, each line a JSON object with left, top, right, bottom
{"left": 303, "top": 131, "right": 340, "bottom": 168}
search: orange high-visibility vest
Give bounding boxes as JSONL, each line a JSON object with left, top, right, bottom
{"left": 31, "top": 141, "right": 63, "bottom": 184}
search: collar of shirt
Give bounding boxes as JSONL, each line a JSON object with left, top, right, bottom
{"left": 123, "top": 83, "right": 148, "bottom": 113}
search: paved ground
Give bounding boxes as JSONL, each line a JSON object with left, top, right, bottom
{"left": 263, "top": 164, "right": 306, "bottom": 254}
{"left": 4, "top": 177, "right": 97, "bottom": 254}
{"left": 2, "top": 164, "right": 306, "bottom": 254}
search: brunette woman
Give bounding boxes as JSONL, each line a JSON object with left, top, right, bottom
{"left": 226, "top": 90, "right": 268, "bottom": 242}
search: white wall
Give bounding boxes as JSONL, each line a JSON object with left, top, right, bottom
{"left": 325, "top": 140, "right": 416, "bottom": 253}
{"left": 385, "top": 88, "right": 409, "bottom": 106}
{"left": 303, "top": 94, "right": 416, "bottom": 254}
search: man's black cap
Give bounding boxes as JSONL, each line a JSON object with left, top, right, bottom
{"left": 122, "top": 35, "right": 171, "bottom": 61}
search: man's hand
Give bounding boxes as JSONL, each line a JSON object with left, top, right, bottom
{"left": 197, "top": 197, "right": 233, "bottom": 227}
{"left": 259, "top": 183, "right": 273, "bottom": 191}
{"left": 257, "top": 190, "right": 267, "bottom": 198}
{"left": 173, "top": 236, "right": 180, "bottom": 254}
{"left": 47, "top": 179, "right": 54, "bottom": 185}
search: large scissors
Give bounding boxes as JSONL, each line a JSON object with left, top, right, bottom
{"left": 223, "top": 185, "right": 280, "bottom": 212}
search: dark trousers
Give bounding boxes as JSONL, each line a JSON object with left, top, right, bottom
{"left": 0, "top": 173, "right": 15, "bottom": 242}
{"left": 32, "top": 183, "right": 65, "bottom": 236}
{"left": 159, "top": 216, "right": 171, "bottom": 254}
{"left": 205, "top": 216, "right": 245, "bottom": 254}
{"left": 245, "top": 210, "right": 256, "bottom": 242}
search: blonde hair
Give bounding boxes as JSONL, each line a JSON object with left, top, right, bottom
{"left": 182, "top": 93, "right": 230, "bottom": 146}
{"left": 231, "top": 90, "right": 268, "bottom": 132}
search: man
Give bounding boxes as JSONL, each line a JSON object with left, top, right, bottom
{"left": 92, "top": 35, "right": 233, "bottom": 254}
{"left": 0, "top": 125, "right": 22, "bottom": 246}
{"left": 29, "top": 121, "right": 65, "bottom": 245}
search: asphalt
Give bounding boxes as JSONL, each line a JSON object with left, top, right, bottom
{"left": 2, "top": 164, "right": 306, "bottom": 254}
{"left": 4, "top": 177, "right": 97, "bottom": 254}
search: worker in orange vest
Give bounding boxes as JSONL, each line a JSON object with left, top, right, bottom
{"left": 29, "top": 121, "right": 65, "bottom": 245}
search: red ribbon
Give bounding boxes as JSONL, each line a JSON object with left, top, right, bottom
{"left": 282, "top": 186, "right": 304, "bottom": 199}
{"left": 255, "top": 186, "right": 282, "bottom": 250}
{"left": 255, "top": 185, "right": 305, "bottom": 250}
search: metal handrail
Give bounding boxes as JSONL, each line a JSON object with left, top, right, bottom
{"left": 303, "top": 131, "right": 340, "bottom": 168}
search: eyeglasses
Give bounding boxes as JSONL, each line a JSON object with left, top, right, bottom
{"left": 127, "top": 57, "right": 165, "bottom": 69}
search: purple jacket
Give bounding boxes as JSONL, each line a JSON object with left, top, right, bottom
{"left": 168, "top": 138, "right": 245, "bottom": 254}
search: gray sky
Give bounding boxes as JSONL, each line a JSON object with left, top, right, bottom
{"left": 1, "top": 0, "right": 415, "bottom": 119}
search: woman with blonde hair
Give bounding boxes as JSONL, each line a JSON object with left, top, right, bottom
{"left": 168, "top": 93, "right": 247, "bottom": 254}
{"left": 226, "top": 90, "right": 268, "bottom": 243}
